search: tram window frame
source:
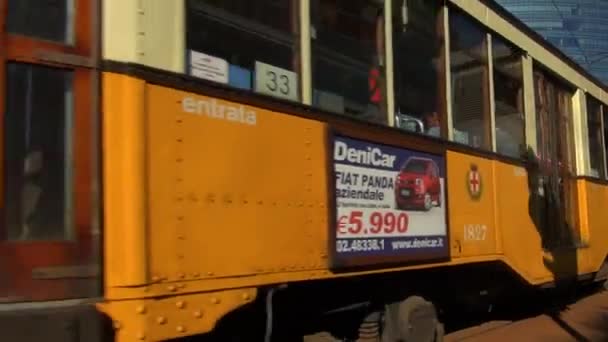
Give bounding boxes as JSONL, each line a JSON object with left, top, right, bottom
{"left": 586, "top": 95, "right": 607, "bottom": 179}
{"left": 447, "top": 7, "right": 492, "bottom": 151}
{"left": 603, "top": 104, "right": 608, "bottom": 179}
{"left": 0, "top": 0, "right": 100, "bottom": 301}
{"left": 185, "top": 0, "right": 302, "bottom": 103}
{"left": 491, "top": 34, "right": 526, "bottom": 159}
{"left": 310, "top": 0, "right": 388, "bottom": 125}
{"left": 392, "top": 0, "right": 448, "bottom": 138}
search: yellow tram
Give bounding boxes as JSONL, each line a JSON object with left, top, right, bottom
{"left": 1, "top": 0, "right": 608, "bottom": 341}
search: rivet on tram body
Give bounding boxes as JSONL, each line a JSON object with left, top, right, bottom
{"left": 168, "top": 285, "right": 177, "bottom": 292}
{"left": 177, "top": 325, "right": 186, "bottom": 333}
{"left": 178, "top": 273, "right": 185, "bottom": 279}
{"left": 136, "top": 305, "right": 146, "bottom": 314}
{"left": 137, "top": 332, "right": 146, "bottom": 340}
{"left": 152, "top": 275, "right": 160, "bottom": 282}
{"left": 113, "top": 321, "right": 122, "bottom": 330}
{"left": 242, "top": 293, "right": 251, "bottom": 301}
{"left": 193, "top": 310, "right": 203, "bottom": 319}
{"left": 210, "top": 297, "right": 220, "bottom": 304}
{"left": 193, "top": 272, "right": 200, "bottom": 277}
{"left": 176, "top": 301, "right": 185, "bottom": 309}
{"left": 156, "top": 316, "right": 167, "bottom": 325}
{"left": 207, "top": 271, "right": 214, "bottom": 276}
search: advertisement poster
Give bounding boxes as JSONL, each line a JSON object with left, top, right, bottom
{"left": 331, "top": 135, "right": 448, "bottom": 268}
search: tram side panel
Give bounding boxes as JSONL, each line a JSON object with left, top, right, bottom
{"left": 493, "top": 161, "right": 554, "bottom": 283}
{"left": 144, "top": 83, "right": 332, "bottom": 281}
{"left": 581, "top": 180, "right": 608, "bottom": 276}
{"left": 445, "top": 151, "right": 498, "bottom": 259}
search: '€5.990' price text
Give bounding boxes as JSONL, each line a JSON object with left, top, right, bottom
{"left": 337, "top": 211, "right": 409, "bottom": 236}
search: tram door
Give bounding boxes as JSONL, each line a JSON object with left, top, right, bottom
{"left": 533, "top": 70, "right": 579, "bottom": 249}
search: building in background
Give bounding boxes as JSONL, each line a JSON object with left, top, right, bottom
{"left": 496, "top": 0, "right": 608, "bottom": 84}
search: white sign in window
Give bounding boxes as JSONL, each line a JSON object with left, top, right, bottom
{"left": 189, "top": 50, "right": 229, "bottom": 84}
{"left": 254, "top": 61, "right": 298, "bottom": 102}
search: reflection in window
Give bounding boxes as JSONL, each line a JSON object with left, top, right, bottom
{"left": 311, "top": 0, "right": 386, "bottom": 124}
{"left": 186, "top": 0, "right": 300, "bottom": 101}
{"left": 587, "top": 96, "right": 605, "bottom": 178}
{"left": 492, "top": 36, "right": 525, "bottom": 158}
{"left": 7, "top": 0, "right": 74, "bottom": 44}
{"left": 4, "top": 63, "right": 74, "bottom": 241}
{"left": 449, "top": 11, "right": 490, "bottom": 149}
{"left": 392, "top": 0, "right": 445, "bottom": 137}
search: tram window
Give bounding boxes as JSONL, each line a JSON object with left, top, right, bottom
{"left": 492, "top": 36, "right": 525, "bottom": 158}
{"left": 392, "top": 0, "right": 445, "bottom": 137}
{"left": 586, "top": 96, "right": 605, "bottom": 178}
{"left": 186, "top": 0, "right": 300, "bottom": 102}
{"left": 4, "top": 63, "right": 74, "bottom": 241}
{"left": 604, "top": 105, "right": 608, "bottom": 178}
{"left": 448, "top": 10, "right": 491, "bottom": 150}
{"left": 7, "top": 0, "right": 74, "bottom": 44}
{"left": 311, "top": 0, "right": 387, "bottom": 125}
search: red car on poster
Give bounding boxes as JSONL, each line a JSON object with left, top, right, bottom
{"left": 395, "top": 157, "right": 442, "bottom": 211}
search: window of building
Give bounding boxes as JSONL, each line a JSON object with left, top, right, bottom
{"left": 186, "top": 0, "right": 300, "bottom": 102}
{"left": 449, "top": 10, "right": 491, "bottom": 149}
{"left": 492, "top": 35, "right": 525, "bottom": 158}
{"left": 392, "top": 0, "right": 446, "bottom": 137}
{"left": 587, "top": 96, "right": 606, "bottom": 178}
{"left": 0, "top": 0, "right": 99, "bottom": 302}
{"left": 311, "top": 0, "right": 387, "bottom": 124}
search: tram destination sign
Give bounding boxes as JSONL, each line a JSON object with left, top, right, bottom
{"left": 329, "top": 134, "right": 448, "bottom": 269}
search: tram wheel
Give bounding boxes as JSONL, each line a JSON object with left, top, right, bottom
{"left": 382, "top": 296, "right": 442, "bottom": 342}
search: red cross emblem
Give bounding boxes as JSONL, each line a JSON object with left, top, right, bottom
{"left": 467, "top": 164, "right": 482, "bottom": 199}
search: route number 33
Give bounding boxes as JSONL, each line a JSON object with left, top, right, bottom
{"left": 464, "top": 224, "right": 487, "bottom": 241}
{"left": 265, "top": 70, "right": 290, "bottom": 95}
{"left": 255, "top": 61, "right": 298, "bottom": 101}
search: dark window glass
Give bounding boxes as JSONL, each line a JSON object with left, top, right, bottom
{"left": 186, "top": 0, "right": 300, "bottom": 102}
{"left": 4, "top": 63, "right": 73, "bottom": 241}
{"left": 604, "top": 105, "right": 608, "bottom": 178}
{"left": 311, "top": 0, "right": 386, "bottom": 124}
{"left": 7, "top": 0, "right": 74, "bottom": 44}
{"left": 493, "top": 35, "right": 525, "bottom": 158}
{"left": 392, "top": 0, "right": 445, "bottom": 137}
{"left": 449, "top": 10, "right": 491, "bottom": 149}
{"left": 587, "top": 96, "right": 605, "bottom": 178}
